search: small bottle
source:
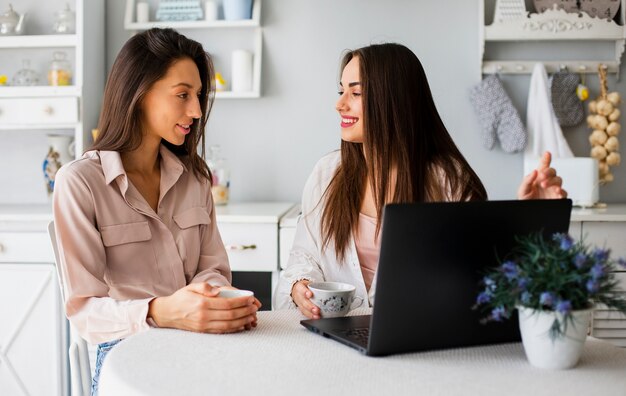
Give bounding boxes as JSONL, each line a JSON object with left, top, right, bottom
{"left": 207, "top": 145, "right": 230, "bottom": 205}
{"left": 48, "top": 51, "right": 72, "bottom": 86}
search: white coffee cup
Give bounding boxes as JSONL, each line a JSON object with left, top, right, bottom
{"left": 218, "top": 289, "right": 254, "bottom": 298}
{"left": 308, "top": 282, "right": 364, "bottom": 318}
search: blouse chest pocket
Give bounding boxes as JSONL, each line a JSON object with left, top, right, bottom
{"left": 100, "top": 221, "right": 160, "bottom": 285}
{"left": 173, "top": 207, "right": 211, "bottom": 278}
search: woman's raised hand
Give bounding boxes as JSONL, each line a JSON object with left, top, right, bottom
{"left": 291, "top": 280, "right": 321, "bottom": 319}
{"left": 518, "top": 151, "right": 568, "bottom": 200}
{"left": 148, "top": 282, "right": 259, "bottom": 334}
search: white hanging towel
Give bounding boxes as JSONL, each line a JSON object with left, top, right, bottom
{"left": 524, "top": 63, "right": 573, "bottom": 169}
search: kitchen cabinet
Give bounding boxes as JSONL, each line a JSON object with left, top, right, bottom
{"left": 571, "top": 204, "right": 626, "bottom": 347}
{"left": 0, "top": 207, "right": 67, "bottom": 396}
{"left": 0, "top": 0, "right": 105, "bottom": 151}
{"left": 123, "top": 0, "right": 262, "bottom": 98}
{"left": 215, "top": 202, "right": 296, "bottom": 309}
{"left": 0, "top": 0, "right": 105, "bottom": 205}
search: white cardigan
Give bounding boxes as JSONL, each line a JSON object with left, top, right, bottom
{"left": 273, "top": 151, "right": 376, "bottom": 310}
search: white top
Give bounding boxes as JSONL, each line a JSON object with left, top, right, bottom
{"left": 273, "top": 152, "right": 376, "bottom": 309}
{"left": 98, "top": 309, "right": 626, "bottom": 396}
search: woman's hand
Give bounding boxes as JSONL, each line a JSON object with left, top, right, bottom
{"left": 217, "top": 285, "right": 262, "bottom": 329}
{"left": 518, "top": 151, "right": 568, "bottom": 200}
{"left": 148, "top": 283, "right": 258, "bottom": 334}
{"left": 291, "top": 280, "right": 321, "bottom": 319}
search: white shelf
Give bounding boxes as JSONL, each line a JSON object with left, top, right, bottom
{"left": 480, "top": 1, "right": 626, "bottom": 75}
{"left": 0, "top": 123, "right": 77, "bottom": 131}
{"left": 124, "top": 0, "right": 263, "bottom": 98}
{"left": 125, "top": 18, "right": 258, "bottom": 30}
{"left": 124, "top": 0, "right": 261, "bottom": 30}
{"left": 482, "top": 60, "right": 620, "bottom": 75}
{"left": 0, "top": 86, "right": 80, "bottom": 98}
{"left": 485, "top": 9, "right": 625, "bottom": 41}
{"left": 0, "top": 34, "right": 78, "bottom": 49}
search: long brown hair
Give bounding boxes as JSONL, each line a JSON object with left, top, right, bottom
{"left": 91, "top": 28, "right": 214, "bottom": 180}
{"left": 321, "top": 43, "right": 487, "bottom": 261}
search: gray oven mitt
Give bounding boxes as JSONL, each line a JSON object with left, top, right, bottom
{"left": 469, "top": 75, "right": 527, "bottom": 153}
{"left": 550, "top": 71, "right": 584, "bottom": 127}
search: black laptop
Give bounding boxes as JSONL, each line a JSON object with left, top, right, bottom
{"left": 301, "top": 199, "right": 572, "bottom": 356}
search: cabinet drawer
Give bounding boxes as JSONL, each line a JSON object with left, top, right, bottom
{"left": 0, "top": 232, "right": 54, "bottom": 263}
{"left": 218, "top": 223, "right": 278, "bottom": 272}
{"left": 0, "top": 97, "right": 78, "bottom": 125}
{"left": 581, "top": 222, "right": 626, "bottom": 259}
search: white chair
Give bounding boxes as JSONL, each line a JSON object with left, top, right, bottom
{"left": 48, "top": 221, "right": 92, "bottom": 396}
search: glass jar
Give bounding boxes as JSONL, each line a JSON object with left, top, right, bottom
{"left": 207, "top": 145, "right": 230, "bottom": 205}
{"left": 48, "top": 51, "right": 72, "bottom": 86}
{"left": 52, "top": 3, "right": 76, "bottom": 34}
{"left": 12, "top": 59, "right": 39, "bottom": 86}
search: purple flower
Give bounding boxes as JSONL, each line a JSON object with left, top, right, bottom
{"left": 554, "top": 233, "right": 574, "bottom": 250}
{"left": 540, "top": 292, "right": 555, "bottom": 307}
{"left": 574, "top": 253, "right": 587, "bottom": 269}
{"left": 491, "top": 306, "right": 508, "bottom": 322}
{"left": 590, "top": 263, "right": 606, "bottom": 280}
{"left": 483, "top": 276, "right": 496, "bottom": 291}
{"left": 586, "top": 279, "right": 599, "bottom": 293}
{"left": 520, "top": 291, "right": 531, "bottom": 305}
{"left": 501, "top": 261, "right": 519, "bottom": 280}
{"left": 618, "top": 257, "right": 626, "bottom": 269}
{"left": 556, "top": 300, "right": 572, "bottom": 315}
{"left": 476, "top": 291, "right": 491, "bottom": 305}
{"left": 593, "top": 248, "right": 610, "bottom": 262}
{"left": 517, "top": 277, "right": 530, "bottom": 290}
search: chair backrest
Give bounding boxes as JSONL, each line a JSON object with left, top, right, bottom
{"left": 48, "top": 221, "right": 67, "bottom": 301}
{"left": 48, "top": 220, "right": 92, "bottom": 396}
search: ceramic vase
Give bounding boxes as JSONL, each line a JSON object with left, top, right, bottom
{"left": 223, "top": 0, "right": 253, "bottom": 20}
{"left": 43, "top": 134, "right": 75, "bottom": 195}
{"left": 518, "top": 306, "right": 591, "bottom": 369}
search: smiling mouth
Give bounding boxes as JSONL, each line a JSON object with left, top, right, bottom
{"left": 341, "top": 117, "right": 358, "bottom": 128}
{"left": 176, "top": 124, "right": 191, "bottom": 134}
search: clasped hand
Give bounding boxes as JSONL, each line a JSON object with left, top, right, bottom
{"left": 148, "top": 283, "right": 261, "bottom": 334}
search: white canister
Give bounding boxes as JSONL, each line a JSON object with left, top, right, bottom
{"left": 205, "top": 1, "right": 218, "bottom": 21}
{"left": 136, "top": 2, "right": 149, "bottom": 23}
{"left": 231, "top": 50, "right": 253, "bottom": 92}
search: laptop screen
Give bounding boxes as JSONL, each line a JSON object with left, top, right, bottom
{"left": 368, "top": 199, "right": 572, "bottom": 356}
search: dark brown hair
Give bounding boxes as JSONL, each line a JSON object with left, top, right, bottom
{"left": 321, "top": 43, "right": 487, "bottom": 261}
{"left": 91, "top": 28, "right": 214, "bottom": 180}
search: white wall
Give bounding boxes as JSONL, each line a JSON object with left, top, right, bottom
{"left": 2, "top": 0, "right": 625, "bottom": 204}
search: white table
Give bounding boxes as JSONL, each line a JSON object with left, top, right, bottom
{"left": 99, "top": 310, "right": 626, "bottom": 396}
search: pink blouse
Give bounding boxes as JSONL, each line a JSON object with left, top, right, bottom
{"left": 53, "top": 145, "right": 231, "bottom": 344}
{"left": 354, "top": 213, "right": 381, "bottom": 291}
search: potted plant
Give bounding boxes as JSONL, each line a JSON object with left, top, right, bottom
{"left": 474, "top": 232, "right": 626, "bottom": 369}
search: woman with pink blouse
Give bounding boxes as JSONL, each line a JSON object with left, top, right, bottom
{"left": 52, "top": 28, "right": 260, "bottom": 395}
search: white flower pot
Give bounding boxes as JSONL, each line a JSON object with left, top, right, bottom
{"left": 518, "top": 306, "right": 591, "bottom": 369}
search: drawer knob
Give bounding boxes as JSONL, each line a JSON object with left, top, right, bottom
{"left": 0, "top": 242, "right": 4, "bottom": 253}
{"left": 43, "top": 106, "right": 54, "bottom": 115}
{"left": 225, "top": 244, "right": 257, "bottom": 251}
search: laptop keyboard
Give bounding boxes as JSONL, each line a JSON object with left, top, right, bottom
{"left": 342, "top": 327, "right": 370, "bottom": 345}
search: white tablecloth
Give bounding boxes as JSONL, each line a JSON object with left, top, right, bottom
{"left": 99, "top": 309, "right": 626, "bottom": 396}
